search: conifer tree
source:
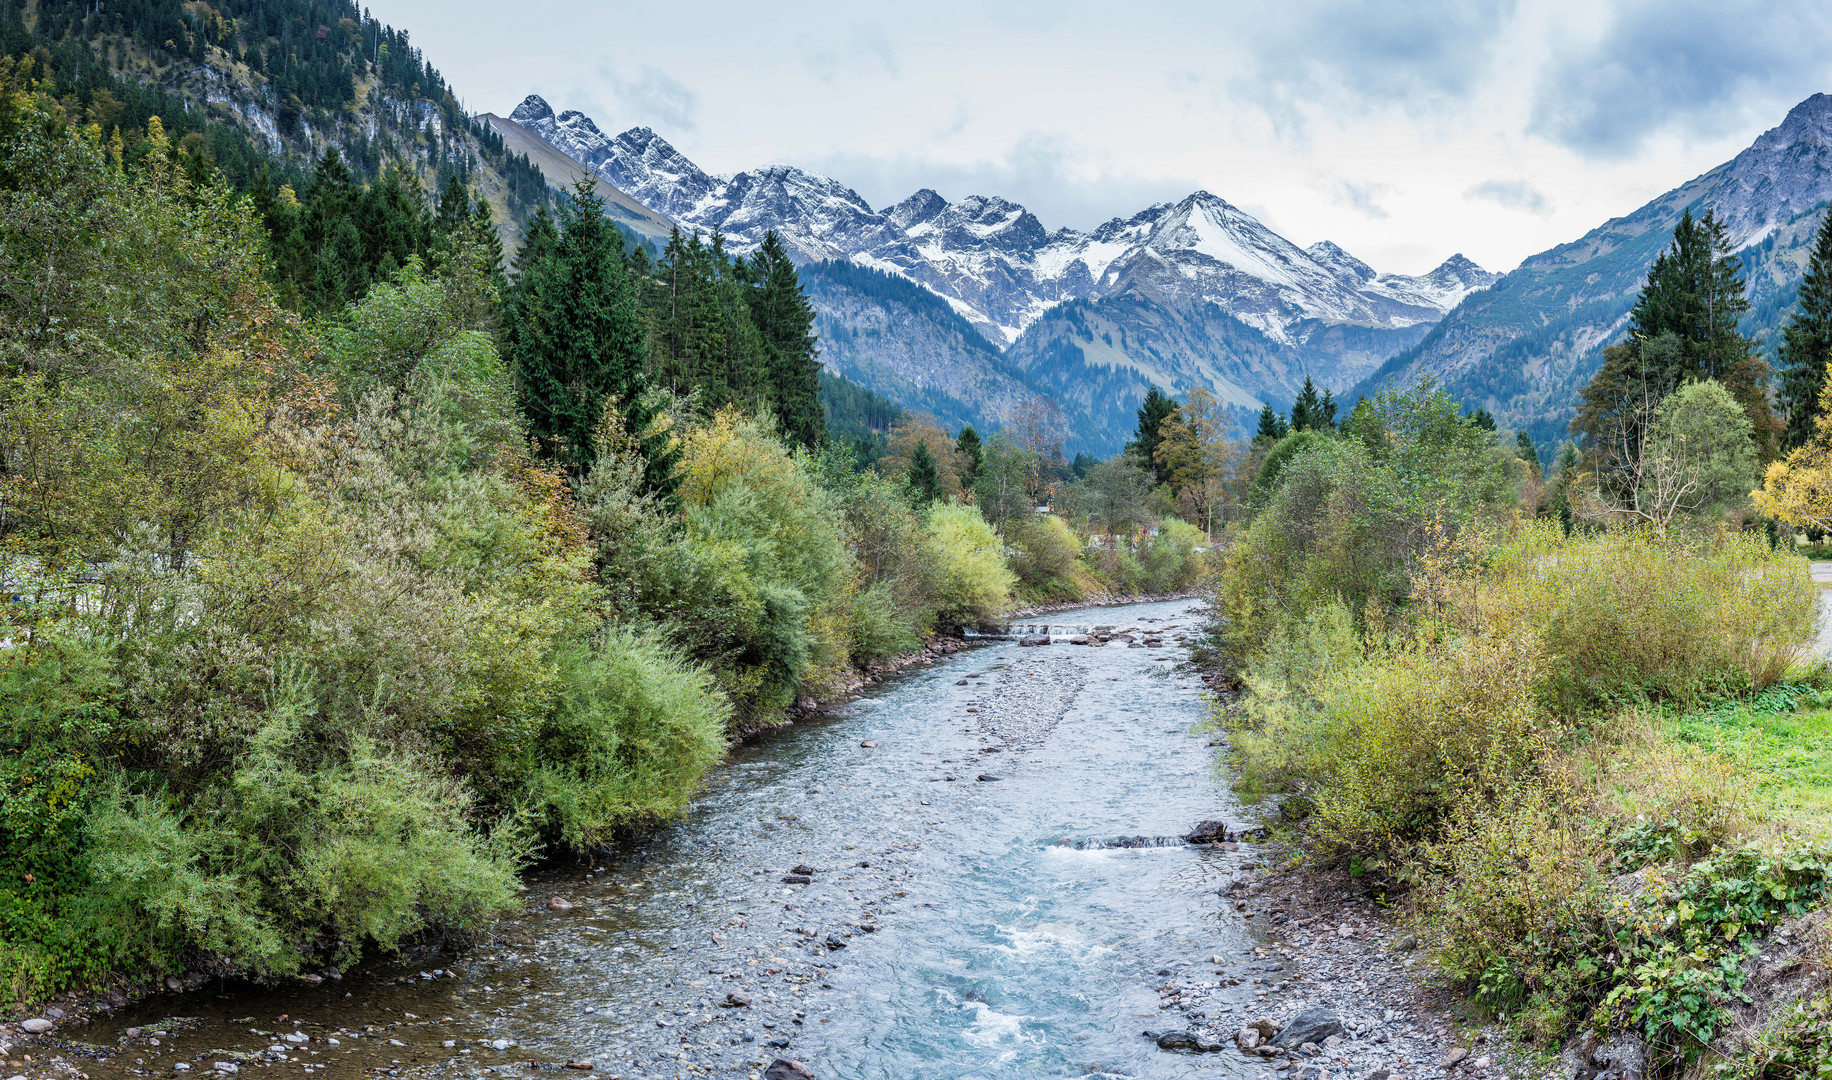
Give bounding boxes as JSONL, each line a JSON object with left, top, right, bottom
{"left": 1253, "top": 402, "right": 1291, "bottom": 446}
{"left": 1289, "top": 376, "right": 1331, "bottom": 432}
{"left": 505, "top": 177, "right": 670, "bottom": 490}
{"left": 908, "top": 440, "right": 941, "bottom": 506}
{"left": 744, "top": 230, "right": 824, "bottom": 449}
{"left": 956, "top": 425, "right": 984, "bottom": 489}
{"left": 470, "top": 195, "right": 504, "bottom": 283}
{"left": 1780, "top": 207, "right": 1832, "bottom": 449}
{"left": 707, "top": 231, "right": 769, "bottom": 412}
{"left": 649, "top": 227, "right": 724, "bottom": 401}
{"left": 1468, "top": 406, "right": 1496, "bottom": 431}
{"left": 1515, "top": 430, "right": 1542, "bottom": 478}
{"left": 1575, "top": 208, "right": 1780, "bottom": 471}
{"left": 1129, "top": 386, "right": 1178, "bottom": 484}
{"left": 1340, "top": 397, "right": 1382, "bottom": 453}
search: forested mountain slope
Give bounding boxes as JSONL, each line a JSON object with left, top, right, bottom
{"left": 1354, "top": 92, "right": 1832, "bottom": 453}
{"left": 0, "top": 0, "right": 554, "bottom": 244}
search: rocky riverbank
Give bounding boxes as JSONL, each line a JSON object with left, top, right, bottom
{"left": 1136, "top": 852, "right": 1517, "bottom": 1080}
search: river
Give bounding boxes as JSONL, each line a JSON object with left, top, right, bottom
{"left": 69, "top": 598, "right": 1285, "bottom": 1079}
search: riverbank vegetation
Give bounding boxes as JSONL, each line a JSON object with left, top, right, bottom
{"left": 1209, "top": 207, "right": 1832, "bottom": 1074}
{"left": 0, "top": 68, "right": 1220, "bottom": 1007}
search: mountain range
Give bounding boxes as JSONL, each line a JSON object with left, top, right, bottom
{"left": 488, "top": 95, "right": 1497, "bottom": 450}
{"left": 494, "top": 91, "right": 1832, "bottom": 459}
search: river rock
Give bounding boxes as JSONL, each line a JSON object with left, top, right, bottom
{"left": 723, "top": 991, "right": 752, "bottom": 1007}
{"left": 548, "top": 895, "right": 573, "bottom": 910}
{"left": 20, "top": 1018, "right": 52, "bottom": 1034}
{"left": 1443, "top": 1048, "right": 1471, "bottom": 1068}
{"left": 1183, "top": 820, "right": 1230, "bottom": 842}
{"left": 763, "top": 1059, "right": 816, "bottom": 1079}
{"left": 791, "top": 864, "right": 816, "bottom": 875}
{"left": 1563, "top": 1030, "right": 1646, "bottom": 1080}
{"left": 1148, "top": 1029, "right": 1225, "bottom": 1052}
{"left": 1235, "top": 1026, "right": 1262, "bottom": 1050}
{"left": 1018, "top": 636, "right": 1049, "bottom": 647}
{"left": 977, "top": 774, "right": 1001, "bottom": 782}
{"left": 781, "top": 874, "right": 812, "bottom": 885}
{"left": 1270, "top": 1007, "right": 1345, "bottom": 1048}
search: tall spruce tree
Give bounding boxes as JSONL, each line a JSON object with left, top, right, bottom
{"left": 1515, "top": 430, "right": 1542, "bottom": 478}
{"left": 1254, "top": 402, "right": 1291, "bottom": 446}
{"left": 649, "top": 227, "right": 727, "bottom": 402}
{"left": 506, "top": 176, "right": 671, "bottom": 490}
{"left": 1574, "top": 208, "right": 1779, "bottom": 472}
{"left": 1781, "top": 207, "right": 1832, "bottom": 449}
{"left": 1289, "top": 376, "right": 1331, "bottom": 431}
{"left": 744, "top": 230, "right": 825, "bottom": 450}
{"left": 956, "top": 425, "right": 984, "bottom": 489}
{"left": 1128, "top": 386, "right": 1178, "bottom": 484}
{"left": 908, "top": 440, "right": 941, "bottom": 506}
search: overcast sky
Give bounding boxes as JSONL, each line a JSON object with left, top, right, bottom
{"left": 369, "top": 0, "right": 1832, "bottom": 275}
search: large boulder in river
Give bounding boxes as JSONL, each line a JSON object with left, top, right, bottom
{"left": 1148, "top": 1029, "right": 1225, "bottom": 1052}
{"left": 1184, "top": 820, "right": 1231, "bottom": 843}
{"left": 764, "top": 1061, "right": 817, "bottom": 1080}
{"left": 1270, "top": 1007, "right": 1346, "bottom": 1048}
{"left": 1018, "top": 635, "right": 1050, "bottom": 647}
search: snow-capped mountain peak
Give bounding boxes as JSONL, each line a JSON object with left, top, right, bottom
{"left": 495, "top": 93, "right": 1492, "bottom": 349}
{"left": 1306, "top": 240, "right": 1377, "bottom": 285}
{"left": 509, "top": 94, "right": 553, "bottom": 124}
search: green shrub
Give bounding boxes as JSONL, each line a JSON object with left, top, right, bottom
{"left": 1004, "top": 514, "right": 1083, "bottom": 599}
{"left": 1143, "top": 518, "right": 1209, "bottom": 592}
{"left": 927, "top": 502, "right": 1015, "bottom": 627}
{"left": 1416, "top": 790, "right": 1611, "bottom": 1042}
{"left": 848, "top": 580, "right": 924, "bottom": 661}
{"left": 1471, "top": 525, "right": 1817, "bottom": 708}
{"left": 509, "top": 628, "right": 730, "bottom": 847}
{"left": 1218, "top": 381, "right": 1520, "bottom": 670}
{"left": 88, "top": 717, "right": 524, "bottom": 977}
{"left": 1252, "top": 429, "right": 1330, "bottom": 502}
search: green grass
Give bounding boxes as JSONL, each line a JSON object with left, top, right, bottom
{"left": 1667, "top": 693, "right": 1832, "bottom": 831}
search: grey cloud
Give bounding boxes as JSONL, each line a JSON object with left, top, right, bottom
{"left": 1529, "top": 0, "right": 1832, "bottom": 156}
{"left": 798, "top": 24, "right": 900, "bottom": 84}
{"left": 1334, "top": 178, "right": 1392, "bottom": 219}
{"left": 591, "top": 64, "right": 699, "bottom": 132}
{"left": 1464, "top": 179, "right": 1551, "bottom": 214}
{"left": 851, "top": 23, "right": 899, "bottom": 78}
{"left": 1231, "top": 0, "right": 1520, "bottom": 124}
